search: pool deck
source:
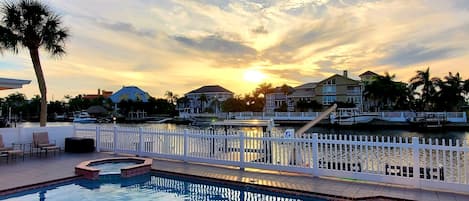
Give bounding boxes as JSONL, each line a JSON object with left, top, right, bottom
{"left": 0, "top": 152, "right": 468, "bottom": 201}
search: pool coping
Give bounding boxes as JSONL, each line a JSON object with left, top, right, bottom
{"left": 0, "top": 175, "right": 81, "bottom": 196}
{"left": 150, "top": 169, "right": 411, "bottom": 201}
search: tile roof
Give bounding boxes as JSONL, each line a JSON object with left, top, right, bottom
{"left": 109, "top": 86, "right": 150, "bottom": 103}
{"left": 187, "top": 85, "right": 233, "bottom": 94}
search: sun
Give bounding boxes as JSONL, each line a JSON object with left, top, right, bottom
{"left": 243, "top": 69, "right": 266, "bottom": 83}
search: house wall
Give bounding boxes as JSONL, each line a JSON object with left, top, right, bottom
{"left": 314, "top": 75, "right": 363, "bottom": 108}
{"left": 265, "top": 92, "right": 287, "bottom": 112}
{"left": 186, "top": 92, "right": 233, "bottom": 113}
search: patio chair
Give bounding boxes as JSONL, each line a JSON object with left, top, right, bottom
{"left": 32, "top": 132, "right": 60, "bottom": 156}
{"left": 0, "top": 134, "right": 24, "bottom": 162}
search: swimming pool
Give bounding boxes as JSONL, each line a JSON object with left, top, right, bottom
{"left": 0, "top": 173, "right": 327, "bottom": 201}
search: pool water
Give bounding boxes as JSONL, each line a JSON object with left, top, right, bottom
{"left": 0, "top": 174, "right": 327, "bottom": 201}
{"left": 90, "top": 162, "right": 138, "bottom": 174}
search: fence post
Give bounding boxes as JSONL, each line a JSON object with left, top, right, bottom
{"left": 138, "top": 127, "right": 143, "bottom": 155}
{"left": 95, "top": 126, "right": 101, "bottom": 152}
{"left": 72, "top": 124, "right": 77, "bottom": 137}
{"left": 240, "top": 131, "right": 245, "bottom": 171}
{"left": 113, "top": 126, "right": 118, "bottom": 154}
{"left": 412, "top": 137, "right": 420, "bottom": 188}
{"left": 312, "top": 133, "right": 319, "bottom": 177}
{"left": 184, "top": 129, "right": 188, "bottom": 162}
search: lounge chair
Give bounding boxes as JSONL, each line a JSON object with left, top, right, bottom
{"left": 32, "top": 132, "right": 60, "bottom": 156}
{"left": 0, "top": 134, "right": 24, "bottom": 162}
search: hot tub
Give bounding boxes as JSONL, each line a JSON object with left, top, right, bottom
{"left": 75, "top": 157, "right": 152, "bottom": 180}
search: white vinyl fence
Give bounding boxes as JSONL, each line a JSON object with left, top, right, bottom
{"left": 75, "top": 126, "right": 469, "bottom": 193}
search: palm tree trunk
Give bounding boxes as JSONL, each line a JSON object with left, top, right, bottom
{"left": 29, "top": 48, "right": 47, "bottom": 127}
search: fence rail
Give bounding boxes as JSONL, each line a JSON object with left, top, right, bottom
{"left": 75, "top": 126, "right": 469, "bottom": 193}
{"left": 228, "top": 111, "right": 467, "bottom": 123}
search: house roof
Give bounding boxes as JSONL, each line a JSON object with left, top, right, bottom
{"left": 288, "top": 89, "right": 314, "bottom": 98}
{"left": 109, "top": 86, "right": 150, "bottom": 103}
{"left": 294, "top": 82, "right": 317, "bottom": 89}
{"left": 266, "top": 85, "right": 294, "bottom": 94}
{"left": 0, "top": 78, "right": 31, "bottom": 90}
{"left": 359, "top": 71, "right": 379, "bottom": 77}
{"left": 187, "top": 85, "right": 233, "bottom": 95}
{"left": 317, "top": 74, "right": 360, "bottom": 84}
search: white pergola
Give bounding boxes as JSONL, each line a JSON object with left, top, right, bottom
{"left": 0, "top": 77, "right": 31, "bottom": 90}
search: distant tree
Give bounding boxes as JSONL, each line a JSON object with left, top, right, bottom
{"left": 221, "top": 97, "right": 246, "bottom": 112}
{"left": 434, "top": 72, "right": 465, "bottom": 111}
{"left": 296, "top": 100, "right": 322, "bottom": 112}
{"left": 0, "top": 0, "right": 69, "bottom": 126}
{"left": 409, "top": 68, "right": 438, "bottom": 111}
{"left": 364, "top": 72, "right": 410, "bottom": 111}
{"left": 254, "top": 82, "right": 273, "bottom": 98}
{"left": 176, "top": 96, "right": 190, "bottom": 112}
{"left": 164, "top": 91, "right": 178, "bottom": 105}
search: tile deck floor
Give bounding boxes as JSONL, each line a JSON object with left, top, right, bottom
{"left": 0, "top": 152, "right": 468, "bottom": 201}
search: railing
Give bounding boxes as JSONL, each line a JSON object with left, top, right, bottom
{"left": 75, "top": 126, "right": 469, "bottom": 193}
{"left": 229, "top": 111, "right": 467, "bottom": 123}
{"left": 229, "top": 112, "right": 321, "bottom": 121}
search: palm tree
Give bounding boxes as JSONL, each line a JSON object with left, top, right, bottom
{"left": 434, "top": 72, "right": 465, "bottom": 111}
{"left": 164, "top": 91, "right": 178, "bottom": 105}
{"left": 0, "top": 0, "right": 69, "bottom": 126}
{"left": 409, "top": 68, "right": 438, "bottom": 111}
{"left": 364, "top": 72, "right": 409, "bottom": 111}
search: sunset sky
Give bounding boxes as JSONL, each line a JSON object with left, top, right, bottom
{"left": 1, "top": 0, "right": 469, "bottom": 100}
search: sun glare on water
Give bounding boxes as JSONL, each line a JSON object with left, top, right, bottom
{"left": 243, "top": 69, "right": 266, "bottom": 83}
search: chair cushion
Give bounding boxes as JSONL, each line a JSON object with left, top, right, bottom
{"left": 0, "top": 147, "right": 13, "bottom": 151}
{"left": 39, "top": 143, "right": 56, "bottom": 147}
{"left": 42, "top": 146, "right": 60, "bottom": 150}
{"left": 33, "top": 132, "right": 50, "bottom": 147}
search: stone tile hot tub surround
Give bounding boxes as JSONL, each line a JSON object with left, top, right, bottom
{"left": 75, "top": 157, "right": 152, "bottom": 180}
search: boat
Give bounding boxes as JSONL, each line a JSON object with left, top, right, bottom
{"left": 331, "top": 108, "right": 379, "bottom": 126}
{"left": 407, "top": 112, "right": 446, "bottom": 129}
{"left": 73, "top": 111, "right": 97, "bottom": 123}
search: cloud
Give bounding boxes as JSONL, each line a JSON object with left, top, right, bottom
{"left": 94, "top": 21, "right": 156, "bottom": 38}
{"left": 173, "top": 34, "right": 258, "bottom": 67}
{"left": 251, "top": 25, "right": 269, "bottom": 34}
{"left": 379, "top": 44, "right": 462, "bottom": 66}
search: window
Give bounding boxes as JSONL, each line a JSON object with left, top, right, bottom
{"left": 325, "top": 78, "right": 336, "bottom": 85}
{"left": 323, "top": 85, "right": 336, "bottom": 94}
{"left": 323, "top": 96, "right": 336, "bottom": 105}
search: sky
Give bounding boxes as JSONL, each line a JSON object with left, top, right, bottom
{"left": 1, "top": 0, "right": 469, "bottom": 100}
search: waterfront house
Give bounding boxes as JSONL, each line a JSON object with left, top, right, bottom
{"left": 286, "top": 82, "right": 317, "bottom": 112}
{"left": 264, "top": 85, "right": 294, "bottom": 112}
{"left": 313, "top": 71, "right": 363, "bottom": 109}
{"left": 182, "top": 85, "right": 233, "bottom": 113}
{"left": 359, "top": 70, "right": 379, "bottom": 83}
{"left": 83, "top": 89, "right": 113, "bottom": 100}
{"left": 109, "top": 86, "right": 150, "bottom": 103}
